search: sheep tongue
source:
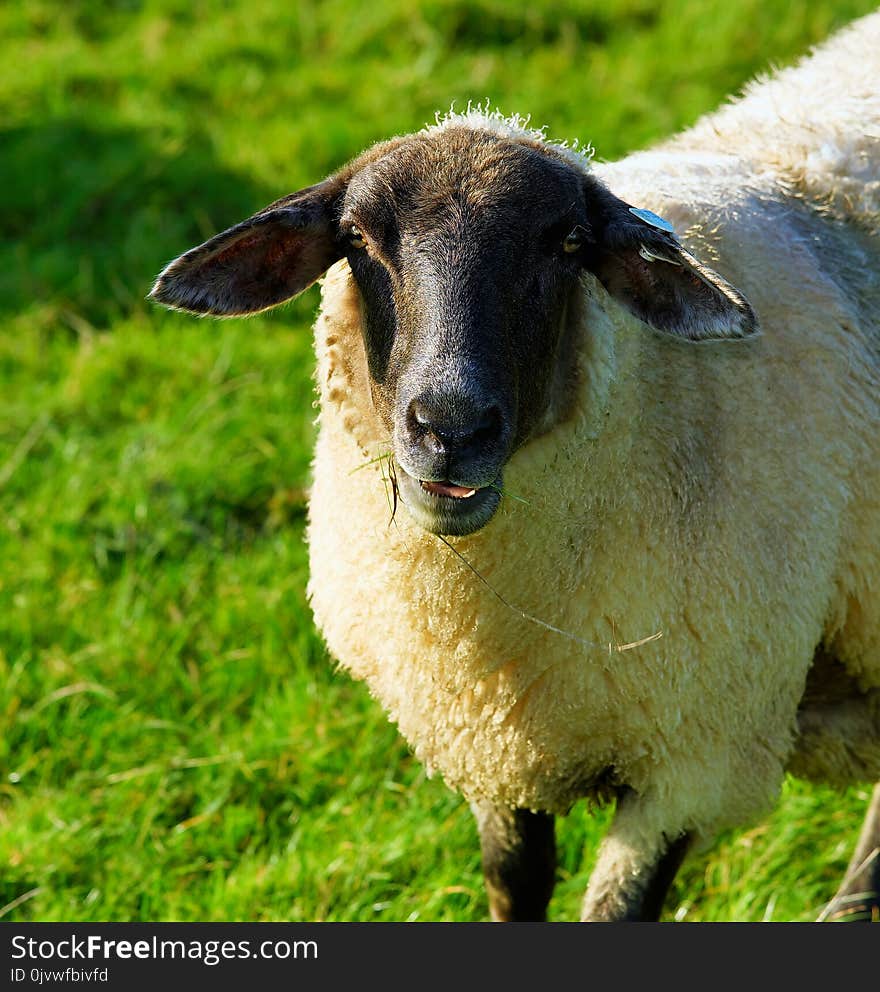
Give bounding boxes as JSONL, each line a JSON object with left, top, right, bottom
{"left": 420, "top": 480, "right": 477, "bottom": 499}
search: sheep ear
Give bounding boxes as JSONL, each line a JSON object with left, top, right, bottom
{"left": 149, "top": 177, "right": 346, "bottom": 316}
{"left": 588, "top": 191, "right": 758, "bottom": 342}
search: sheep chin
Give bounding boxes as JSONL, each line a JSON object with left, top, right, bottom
{"left": 393, "top": 463, "right": 502, "bottom": 537}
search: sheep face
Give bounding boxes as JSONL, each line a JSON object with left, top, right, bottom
{"left": 150, "top": 122, "right": 757, "bottom": 536}
{"left": 338, "top": 127, "right": 593, "bottom": 536}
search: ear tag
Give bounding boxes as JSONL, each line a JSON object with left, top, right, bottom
{"left": 638, "top": 244, "right": 682, "bottom": 266}
{"left": 629, "top": 206, "right": 675, "bottom": 234}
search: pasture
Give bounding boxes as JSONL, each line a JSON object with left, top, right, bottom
{"left": 1, "top": 0, "right": 877, "bottom": 921}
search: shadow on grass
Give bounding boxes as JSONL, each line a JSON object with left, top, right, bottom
{"left": 0, "top": 118, "right": 278, "bottom": 328}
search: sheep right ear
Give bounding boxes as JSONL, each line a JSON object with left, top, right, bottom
{"left": 149, "top": 177, "right": 346, "bottom": 316}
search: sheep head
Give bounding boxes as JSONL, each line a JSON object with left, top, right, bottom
{"left": 150, "top": 122, "right": 757, "bottom": 536}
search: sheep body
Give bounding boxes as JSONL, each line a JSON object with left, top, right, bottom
{"left": 307, "top": 12, "right": 880, "bottom": 852}
{"left": 149, "top": 11, "right": 880, "bottom": 918}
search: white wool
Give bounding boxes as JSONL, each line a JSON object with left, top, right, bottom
{"left": 672, "top": 12, "right": 880, "bottom": 223}
{"left": 424, "top": 100, "right": 595, "bottom": 174}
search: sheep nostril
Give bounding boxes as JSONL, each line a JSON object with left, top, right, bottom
{"left": 406, "top": 397, "right": 504, "bottom": 456}
{"left": 410, "top": 400, "right": 428, "bottom": 427}
{"left": 468, "top": 405, "right": 503, "bottom": 449}
{"left": 409, "top": 399, "right": 436, "bottom": 434}
{"left": 407, "top": 400, "right": 448, "bottom": 455}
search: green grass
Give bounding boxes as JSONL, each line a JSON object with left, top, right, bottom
{"left": 1, "top": 0, "right": 877, "bottom": 922}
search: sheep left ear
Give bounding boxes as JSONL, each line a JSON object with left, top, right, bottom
{"left": 586, "top": 184, "right": 758, "bottom": 342}
{"left": 149, "top": 177, "right": 346, "bottom": 316}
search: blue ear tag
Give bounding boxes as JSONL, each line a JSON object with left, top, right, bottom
{"left": 629, "top": 206, "right": 675, "bottom": 234}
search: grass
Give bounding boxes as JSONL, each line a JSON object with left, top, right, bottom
{"left": 1, "top": 0, "right": 877, "bottom": 922}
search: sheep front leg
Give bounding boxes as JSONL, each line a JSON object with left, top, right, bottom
{"left": 471, "top": 800, "right": 557, "bottom": 921}
{"left": 581, "top": 791, "right": 692, "bottom": 922}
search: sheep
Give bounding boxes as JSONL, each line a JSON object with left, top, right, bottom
{"left": 149, "top": 10, "right": 880, "bottom": 922}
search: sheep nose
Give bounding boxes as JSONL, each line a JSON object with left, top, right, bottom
{"left": 407, "top": 396, "right": 504, "bottom": 457}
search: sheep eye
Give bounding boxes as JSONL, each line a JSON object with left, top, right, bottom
{"left": 562, "top": 228, "right": 585, "bottom": 254}
{"left": 349, "top": 225, "right": 367, "bottom": 249}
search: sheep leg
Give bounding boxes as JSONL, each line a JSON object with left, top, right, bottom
{"left": 581, "top": 793, "right": 691, "bottom": 922}
{"left": 471, "top": 800, "right": 556, "bottom": 921}
{"left": 819, "top": 782, "right": 880, "bottom": 922}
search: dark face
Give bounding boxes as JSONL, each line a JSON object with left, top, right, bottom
{"left": 150, "top": 121, "right": 757, "bottom": 538}
{"left": 338, "top": 128, "right": 590, "bottom": 535}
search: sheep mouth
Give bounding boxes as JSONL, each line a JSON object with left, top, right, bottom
{"left": 419, "top": 480, "right": 479, "bottom": 499}
{"left": 393, "top": 463, "right": 502, "bottom": 536}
